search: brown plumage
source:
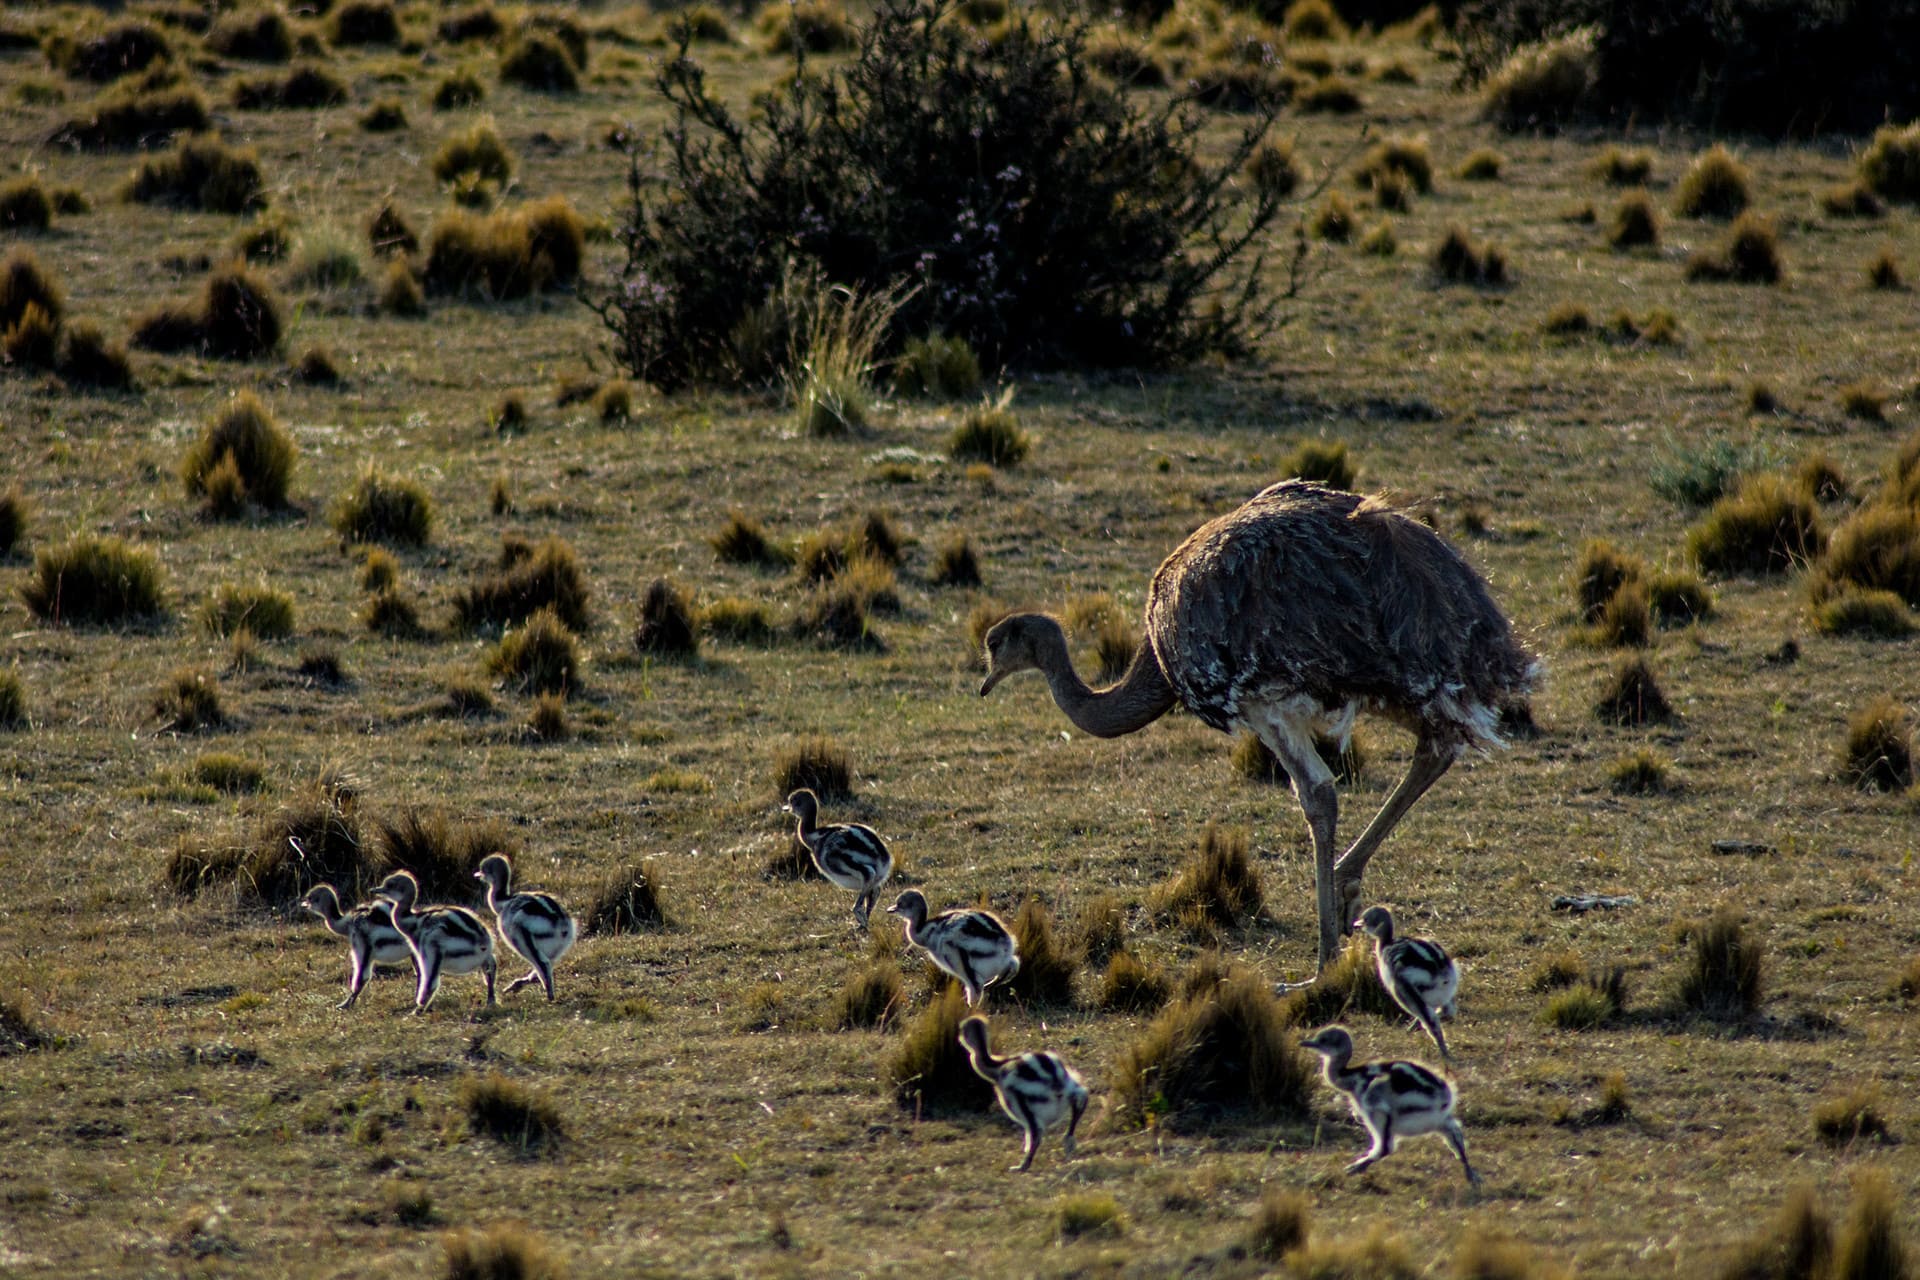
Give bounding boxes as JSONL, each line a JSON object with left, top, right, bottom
{"left": 979, "top": 480, "right": 1537, "bottom": 974}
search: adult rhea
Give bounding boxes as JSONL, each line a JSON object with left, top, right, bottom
{"left": 978, "top": 480, "right": 1536, "bottom": 972}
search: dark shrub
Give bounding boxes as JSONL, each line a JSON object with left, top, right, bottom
{"left": 487, "top": 607, "right": 581, "bottom": 696}
{"left": 182, "top": 391, "right": 297, "bottom": 511}
{"left": 1839, "top": 697, "right": 1913, "bottom": 792}
{"left": 591, "top": 0, "right": 1291, "bottom": 390}
{"left": 453, "top": 536, "right": 591, "bottom": 631}
{"left": 128, "top": 136, "right": 266, "bottom": 213}
{"left": 931, "top": 533, "right": 982, "bottom": 587}
{"left": 633, "top": 577, "right": 697, "bottom": 657}
{"left": 56, "top": 322, "right": 134, "bottom": 390}
{"left": 330, "top": 0, "right": 400, "bottom": 47}
{"left": 331, "top": 466, "right": 433, "bottom": 546}
{"left": 359, "top": 99, "right": 407, "bottom": 132}
{"left": 586, "top": 862, "right": 666, "bottom": 934}
{"left": 1593, "top": 655, "right": 1672, "bottom": 726}
{"left": 499, "top": 34, "right": 577, "bottom": 92}
{"left": 1673, "top": 906, "right": 1765, "bottom": 1019}
{"left": 1688, "top": 475, "right": 1825, "bottom": 576}
{"left": 0, "top": 178, "right": 53, "bottom": 233}
{"left": 51, "top": 84, "right": 210, "bottom": 151}
{"left": 368, "top": 203, "right": 419, "bottom": 257}
{"left": 22, "top": 534, "right": 168, "bottom": 626}
{"left": 48, "top": 23, "right": 171, "bottom": 81}
{"left": 1111, "top": 960, "right": 1313, "bottom": 1129}
{"left": 208, "top": 10, "right": 293, "bottom": 61}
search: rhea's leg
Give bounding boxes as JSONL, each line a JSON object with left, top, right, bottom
{"left": 1445, "top": 1120, "right": 1481, "bottom": 1184}
{"left": 1332, "top": 733, "right": 1456, "bottom": 925}
{"left": 1063, "top": 1095, "right": 1087, "bottom": 1157}
{"left": 342, "top": 938, "right": 370, "bottom": 1010}
{"left": 1255, "top": 718, "right": 1342, "bottom": 971}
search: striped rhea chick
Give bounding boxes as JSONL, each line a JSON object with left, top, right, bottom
{"left": 371, "top": 871, "right": 497, "bottom": 1013}
{"left": 783, "top": 789, "right": 893, "bottom": 929}
{"left": 1355, "top": 905, "right": 1459, "bottom": 1060}
{"left": 886, "top": 889, "right": 1020, "bottom": 1007}
{"left": 299, "top": 883, "right": 415, "bottom": 1010}
{"left": 1301, "top": 1025, "right": 1479, "bottom": 1185}
{"left": 958, "top": 1015, "right": 1090, "bottom": 1172}
{"left": 474, "top": 852, "right": 577, "bottom": 1001}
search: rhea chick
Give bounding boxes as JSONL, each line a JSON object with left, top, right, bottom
{"left": 300, "top": 883, "right": 415, "bottom": 1010}
{"left": 371, "top": 871, "right": 498, "bottom": 1013}
{"left": 474, "top": 853, "right": 578, "bottom": 1001}
{"left": 957, "top": 1015, "right": 1090, "bottom": 1172}
{"left": 1355, "top": 905, "right": 1459, "bottom": 1060}
{"left": 886, "top": 889, "right": 1020, "bottom": 1007}
{"left": 783, "top": 789, "right": 893, "bottom": 930}
{"left": 1300, "top": 1025, "right": 1479, "bottom": 1184}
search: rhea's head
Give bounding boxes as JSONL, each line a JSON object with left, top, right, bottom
{"left": 885, "top": 888, "right": 929, "bottom": 928}
{"left": 978, "top": 613, "right": 1068, "bottom": 696}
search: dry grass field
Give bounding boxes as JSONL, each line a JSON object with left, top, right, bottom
{"left": 1, "top": 2, "right": 1917, "bottom": 1277}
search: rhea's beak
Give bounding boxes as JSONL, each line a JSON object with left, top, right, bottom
{"left": 978, "top": 665, "right": 1007, "bottom": 696}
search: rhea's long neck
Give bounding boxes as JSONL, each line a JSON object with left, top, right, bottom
{"left": 1037, "top": 631, "right": 1176, "bottom": 739}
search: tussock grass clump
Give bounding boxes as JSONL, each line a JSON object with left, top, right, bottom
{"left": 332, "top": 467, "right": 433, "bottom": 547}
{"left": 371, "top": 807, "right": 503, "bottom": 899}
{"left": 1834, "top": 1170, "right": 1910, "bottom": 1280}
{"left": 893, "top": 332, "right": 981, "bottom": 400}
{"left": 0, "top": 997, "right": 49, "bottom": 1056}
{"left": 949, "top": 395, "right": 1030, "bottom": 466}
{"left": 1688, "top": 475, "right": 1826, "bottom": 576}
{"left": 1585, "top": 578, "right": 1652, "bottom": 648}
{"left": 233, "top": 63, "right": 348, "bottom": 110}
{"left": 127, "top": 137, "right": 265, "bottom": 214}
{"left": 1857, "top": 121, "right": 1920, "bottom": 203}
{"left": 0, "top": 670, "right": 24, "bottom": 730}
{"left": 1111, "top": 960, "right": 1313, "bottom": 1129}
{"left": 1356, "top": 136, "right": 1432, "bottom": 195}
{"left": 330, "top": 0, "right": 400, "bottom": 47}
{"left": 1481, "top": 28, "right": 1594, "bottom": 130}
{"left": 833, "top": 960, "right": 904, "bottom": 1030}
{"left": 453, "top": 536, "right": 591, "bottom": 633}
{"left": 487, "top": 608, "right": 581, "bottom": 697}
{"left": 1813, "top": 588, "right": 1916, "bottom": 639}
{"left": 3, "top": 300, "right": 57, "bottom": 368}
{"left": 1715, "top": 1186, "right": 1833, "bottom": 1280}
{"left": 1593, "top": 655, "right": 1673, "bottom": 727}
{"left": 1652, "top": 438, "right": 1764, "bottom": 508}
{"left": 293, "top": 345, "right": 341, "bottom": 386}
{"left": 525, "top": 693, "right": 569, "bottom": 741}
{"left": 459, "top": 1073, "right": 564, "bottom": 1158}
{"left": 1458, "top": 147, "right": 1503, "bottom": 181}
{"left": 586, "top": 862, "right": 666, "bottom": 935}
{"left": 231, "top": 215, "right": 293, "bottom": 265}
{"left": 208, "top": 10, "right": 293, "bottom": 61}
{"left": 711, "top": 511, "right": 791, "bottom": 568}
{"left": 1822, "top": 182, "right": 1884, "bottom": 218}
{"left": 1248, "top": 1188, "right": 1310, "bottom": 1261}
{"left": 360, "top": 99, "right": 407, "bottom": 132}
{"left": 888, "top": 985, "right": 996, "bottom": 1115}
{"left": 2, "top": 248, "right": 65, "bottom": 334}
{"left": 195, "top": 752, "right": 262, "bottom": 795}
{"left": 1839, "top": 383, "right": 1887, "bottom": 422}
{"left": 199, "top": 584, "right": 294, "bottom": 639}
{"left": 701, "top": 596, "right": 775, "bottom": 644}
{"left": 792, "top": 569, "right": 888, "bottom": 649}
{"left": 1006, "top": 897, "right": 1077, "bottom": 1006}
{"left": 0, "top": 177, "right": 53, "bottom": 233}
{"left": 759, "top": 0, "right": 859, "bottom": 54}
{"left": 288, "top": 224, "right": 362, "bottom": 290}
{"left": 1838, "top": 697, "right": 1913, "bottom": 792}
{"left": 1609, "top": 307, "right": 1679, "bottom": 346}
{"left": 1541, "top": 965, "right": 1627, "bottom": 1029}
{"left": 1279, "top": 0, "right": 1345, "bottom": 40}
{"left": 433, "top": 72, "right": 486, "bottom": 111}
{"left": 1530, "top": 950, "right": 1584, "bottom": 992}
{"left": 1432, "top": 226, "right": 1507, "bottom": 285}
{"left": 1056, "top": 1194, "right": 1127, "bottom": 1241}
{"left": 431, "top": 121, "right": 515, "bottom": 187}
{"left": 1359, "top": 219, "right": 1397, "bottom": 256}
{"left": 1814, "top": 1086, "right": 1892, "bottom": 1147}
{"left": 1541, "top": 303, "right": 1590, "bottom": 336}
{"left": 154, "top": 667, "right": 225, "bottom": 732}
{"left": 500, "top": 34, "right": 578, "bottom": 93}
{"left": 0, "top": 492, "right": 25, "bottom": 559}
{"left": 51, "top": 83, "right": 211, "bottom": 151}
{"left": 1073, "top": 893, "right": 1126, "bottom": 966}
{"left": 423, "top": 199, "right": 585, "bottom": 301}
{"left": 1594, "top": 145, "right": 1652, "bottom": 187}
{"left": 633, "top": 578, "right": 698, "bottom": 658}
{"left": 1650, "top": 570, "right": 1714, "bottom": 626}
{"left": 1246, "top": 139, "right": 1304, "bottom": 200}
{"left": 930, "top": 534, "right": 982, "bottom": 587}
{"left": 1608, "top": 190, "right": 1659, "bottom": 249}
{"left": 1674, "top": 907, "right": 1766, "bottom": 1020}
{"left": 1098, "top": 949, "right": 1170, "bottom": 1014}
{"left": 593, "top": 380, "right": 634, "bottom": 421}
{"left": 1281, "top": 439, "right": 1355, "bottom": 489}
{"left": 1686, "top": 212, "right": 1783, "bottom": 284}
{"left": 1297, "top": 75, "right": 1363, "bottom": 114}
{"left": 670, "top": 5, "right": 735, "bottom": 44}
{"left": 47, "top": 23, "right": 172, "bottom": 82}
{"left": 379, "top": 259, "right": 426, "bottom": 316}
{"left": 23, "top": 534, "right": 168, "bottom": 627}
{"left": 1573, "top": 539, "right": 1645, "bottom": 621}
{"left": 1311, "top": 190, "right": 1354, "bottom": 242}
{"left": 438, "top": 6, "right": 504, "bottom": 44}
{"left": 1151, "top": 824, "right": 1262, "bottom": 930}
{"left": 442, "top": 1223, "right": 565, "bottom": 1280}
{"left": 363, "top": 587, "right": 424, "bottom": 638}
{"left": 1676, "top": 145, "right": 1752, "bottom": 219}
{"left": 773, "top": 735, "right": 852, "bottom": 799}
{"left": 1608, "top": 748, "right": 1671, "bottom": 795}
{"left": 182, "top": 391, "right": 296, "bottom": 512}
{"left": 787, "top": 279, "right": 903, "bottom": 438}
{"left": 1284, "top": 933, "right": 1403, "bottom": 1028}
{"left": 133, "top": 264, "right": 285, "bottom": 361}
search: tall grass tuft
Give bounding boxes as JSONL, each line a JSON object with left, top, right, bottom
{"left": 948, "top": 392, "right": 1030, "bottom": 466}
{"left": 1433, "top": 225, "right": 1508, "bottom": 285}
{"left": 1152, "top": 824, "right": 1262, "bottom": 929}
{"left": 633, "top": 578, "right": 698, "bottom": 658}
{"left": 1687, "top": 475, "right": 1826, "bottom": 576}
{"left": 1715, "top": 1185, "right": 1833, "bottom": 1280}
{"left": 773, "top": 735, "right": 853, "bottom": 799}
{"left": 1056, "top": 1194, "right": 1126, "bottom": 1240}
{"left": 1593, "top": 655, "right": 1673, "bottom": 727}
{"left": 585, "top": 862, "right": 666, "bottom": 935}
{"left": 372, "top": 807, "right": 511, "bottom": 901}
{"left": 0, "top": 669, "right": 25, "bottom": 730}
{"left": 441, "top": 1223, "right": 564, "bottom": 1280}
{"left": 1248, "top": 1188, "right": 1310, "bottom": 1260}
{"left": 1833, "top": 1169, "right": 1910, "bottom": 1280}
{"left": 127, "top": 137, "right": 265, "bottom": 214}
{"left": 1675, "top": 144, "right": 1751, "bottom": 219}
{"left": 1686, "top": 212, "right": 1784, "bottom": 284}
{"left": 333, "top": 467, "right": 434, "bottom": 547}
{"left": 888, "top": 986, "right": 996, "bottom": 1115}
{"left": 833, "top": 960, "right": 904, "bottom": 1030}
{"left": 1006, "top": 897, "right": 1077, "bottom": 1006}
{"left": 787, "top": 279, "right": 904, "bottom": 437}
{"left": 930, "top": 534, "right": 982, "bottom": 587}
{"left": 1573, "top": 539, "right": 1644, "bottom": 621}
{"left": 893, "top": 332, "right": 982, "bottom": 399}
{"left": 1281, "top": 439, "right": 1356, "bottom": 489}
{"left": 1838, "top": 697, "right": 1913, "bottom": 792}
{"left": 459, "top": 1073, "right": 565, "bottom": 1158}
{"left": 1674, "top": 907, "right": 1765, "bottom": 1020}
{"left": 181, "top": 392, "right": 297, "bottom": 513}
{"left": 0, "top": 492, "right": 24, "bottom": 559}
{"left": 1111, "top": 960, "right": 1313, "bottom": 1129}
{"left": 1813, "top": 1085, "right": 1891, "bottom": 1147}
{"left": 133, "top": 264, "right": 285, "bottom": 360}
{"left": 487, "top": 608, "right": 581, "bottom": 697}
{"left": 1098, "top": 949, "right": 1170, "bottom": 1013}
{"left": 453, "top": 537, "right": 591, "bottom": 633}
{"left": 711, "top": 511, "right": 791, "bottom": 568}
{"left": 23, "top": 534, "right": 168, "bottom": 627}
{"left": 1857, "top": 120, "right": 1920, "bottom": 203}
{"left": 153, "top": 667, "right": 224, "bottom": 732}
{"left": 1284, "top": 933, "right": 1403, "bottom": 1027}
{"left": 1481, "top": 28, "right": 1594, "bottom": 130}
{"left": 1650, "top": 570, "right": 1713, "bottom": 626}
{"left": 199, "top": 584, "right": 294, "bottom": 639}
{"left": 1608, "top": 190, "right": 1659, "bottom": 249}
